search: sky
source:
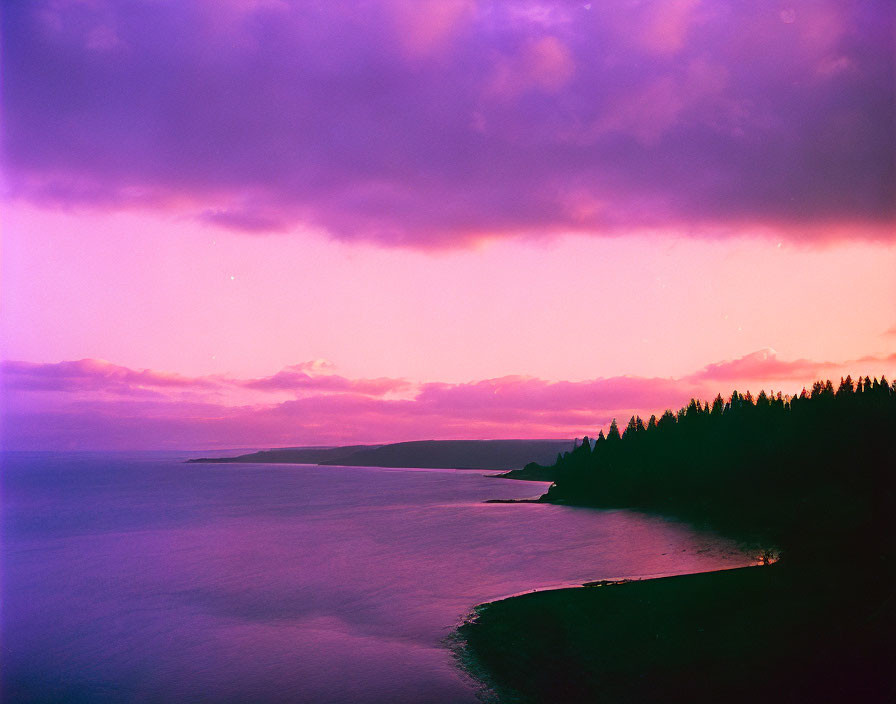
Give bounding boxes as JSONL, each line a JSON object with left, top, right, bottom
{"left": 1, "top": 0, "right": 894, "bottom": 450}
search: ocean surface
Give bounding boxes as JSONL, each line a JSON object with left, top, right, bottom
{"left": 2, "top": 451, "right": 754, "bottom": 703}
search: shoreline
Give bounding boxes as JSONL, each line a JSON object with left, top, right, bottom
{"left": 472, "top": 561, "right": 761, "bottom": 606}
{"left": 455, "top": 562, "right": 894, "bottom": 703}
{"left": 482, "top": 497, "right": 545, "bottom": 503}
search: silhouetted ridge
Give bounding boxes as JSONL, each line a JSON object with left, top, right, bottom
{"left": 318, "top": 439, "right": 572, "bottom": 470}
{"left": 189, "top": 439, "right": 572, "bottom": 470}
{"left": 187, "top": 445, "right": 380, "bottom": 465}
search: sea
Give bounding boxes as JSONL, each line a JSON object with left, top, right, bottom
{"left": 1, "top": 451, "right": 754, "bottom": 703}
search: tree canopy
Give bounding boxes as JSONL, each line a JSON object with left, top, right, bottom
{"left": 541, "top": 376, "right": 896, "bottom": 566}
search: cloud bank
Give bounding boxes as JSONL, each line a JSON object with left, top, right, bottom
{"left": 3, "top": 0, "right": 893, "bottom": 247}
{"left": 3, "top": 349, "right": 893, "bottom": 450}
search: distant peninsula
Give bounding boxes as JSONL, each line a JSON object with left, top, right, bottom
{"left": 187, "top": 439, "right": 574, "bottom": 471}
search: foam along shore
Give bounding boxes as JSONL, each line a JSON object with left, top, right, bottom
{"left": 455, "top": 562, "right": 894, "bottom": 704}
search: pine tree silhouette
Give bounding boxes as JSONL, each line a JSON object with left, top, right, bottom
{"left": 536, "top": 376, "right": 895, "bottom": 565}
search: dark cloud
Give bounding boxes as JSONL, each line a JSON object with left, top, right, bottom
{"left": 2, "top": 0, "right": 892, "bottom": 247}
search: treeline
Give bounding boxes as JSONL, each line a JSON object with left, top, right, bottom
{"left": 542, "top": 376, "right": 896, "bottom": 566}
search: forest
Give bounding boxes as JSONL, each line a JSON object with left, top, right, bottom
{"left": 538, "top": 375, "right": 896, "bottom": 566}
{"left": 457, "top": 377, "right": 896, "bottom": 703}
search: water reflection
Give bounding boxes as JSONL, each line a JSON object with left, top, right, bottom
{"left": 2, "top": 454, "right": 753, "bottom": 703}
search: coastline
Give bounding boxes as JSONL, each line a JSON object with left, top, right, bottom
{"left": 483, "top": 498, "right": 545, "bottom": 503}
{"left": 459, "top": 562, "right": 757, "bottom": 614}
{"left": 186, "top": 439, "right": 574, "bottom": 471}
{"left": 455, "top": 563, "right": 895, "bottom": 703}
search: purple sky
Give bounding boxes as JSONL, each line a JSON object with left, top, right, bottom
{"left": 4, "top": 0, "right": 893, "bottom": 246}
{"left": 1, "top": 1, "right": 894, "bottom": 449}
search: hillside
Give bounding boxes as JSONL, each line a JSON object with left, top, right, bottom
{"left": 186, "top": 445, "right": 380, "bottom": 465}
{"left": 188, "top": 439, "right": 573, "bottom": 470}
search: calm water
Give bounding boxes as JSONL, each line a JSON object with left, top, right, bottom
{"left": 2, "top": 452, "right": 753, "bottom": 703}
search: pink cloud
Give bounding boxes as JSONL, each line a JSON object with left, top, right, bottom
{"left": 854, "top": 352, "right": 896, "bottom": 365}
{"left": 0, "top": 359, "right": 221, "bottom": 393}
{"left": 487, "top": 36, "right": 575, "bottom": 100}
{"left": 586, "top": 57, "right": 729, "bottom": 146}
{"left": 415, "top": 375, "right": 701, "bottom": 415}
{"left": 687, "top": 348, "right": 896, "bottom": 386}
{"left": 388, "top": 0, "right": 475, "bottom": 57}
{"left": 0, "top": 359, "right": 410, "bottom": 401}
{"left": 243, "top": 366, "right": 412, "bottom": 396}
{"left": 638, "top": 0, "right": 702, "bottom": 55}
{"left": 685, "top": 348, "right": 837, "bottom": 384}
{"left": 7, "top": 349, "right": 892, "bottom": 450}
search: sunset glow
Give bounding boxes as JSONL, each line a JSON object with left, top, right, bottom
{"left": 2, "top": 0, "right": 894, "bottom": 449}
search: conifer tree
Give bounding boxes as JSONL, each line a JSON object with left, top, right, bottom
{"left": 658, "top": 410, "right": 676, "bottom": 430}
{"left": 836, "top": 376, "right": 854, "bottom": 396}
{"left": 577, "top": 436, "right": 591, "bottom": 456}
{"left": 540, "top": 374, "right": 894, "bottom": 568}
{"left": 607, "top": 419, "right": 621, "bottom": 441}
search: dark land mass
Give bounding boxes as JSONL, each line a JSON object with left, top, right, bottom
{"left": 456, "top": 564, "right": 894, "bottom": 704}
{"left": 186, "top": 445, "right": 380, "bottom": 465}
{"left": 538, "top": 376, "right": 896, "bottom": 562}
{"left": 458, "top": 376, "right": 896, "bottom": 703}
{"left": 483, "top": 498, "right": 543, "bottom": 504}
{"left": 493, "top": 462, "right": 559, "bottom": 482}
{"left": 319, "top": 439, "right": 572, "bottom": 470}
{"left": 188, "top": 439, "right": 573, "bottom": 470}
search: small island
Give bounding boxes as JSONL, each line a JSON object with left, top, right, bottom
{"left": 457, "top": 376, "right": 895, "bottom": 703}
